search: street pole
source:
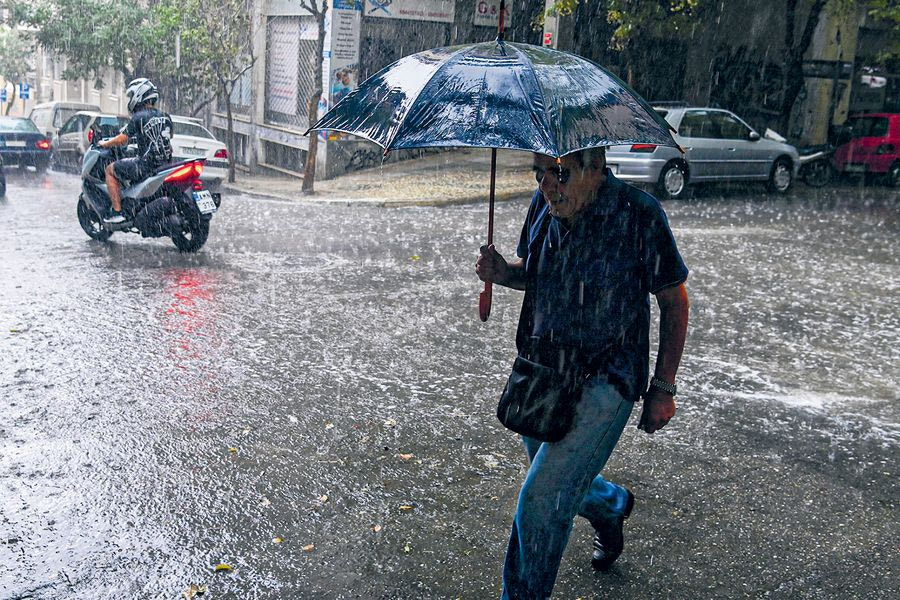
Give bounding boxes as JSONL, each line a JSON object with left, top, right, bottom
{"left": 175, "top": 31, "right": 181, "bottom": 112}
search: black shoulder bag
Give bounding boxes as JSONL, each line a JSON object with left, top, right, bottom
{"left": 497, "top": 340, "right": 589, "bottom": 442}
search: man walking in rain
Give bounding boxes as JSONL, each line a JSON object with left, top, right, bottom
{"left": 476, "top": 147, "right": 689, "bottom": 599}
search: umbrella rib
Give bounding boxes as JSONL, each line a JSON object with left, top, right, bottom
{"left": 507, "top": 43, "right": 558, "bottom": 158}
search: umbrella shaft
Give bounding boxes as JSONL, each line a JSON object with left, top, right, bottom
{"left": 488, "top": 148, "right": 496, "bottom": 246}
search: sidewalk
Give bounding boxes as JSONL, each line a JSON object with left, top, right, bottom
{"left": 222, "top": 148, "right": 536, "bottom": 207}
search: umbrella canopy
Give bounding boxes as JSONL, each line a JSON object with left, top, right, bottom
{"left": 308, "top": 40, "right": 677, "bottom": 156}
{"left": 308, "top": 38, "right": 677, "bottom": 322}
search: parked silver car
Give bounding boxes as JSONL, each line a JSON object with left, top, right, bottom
{"left": 605, "top": 105, "right": 800, "bottom": 199}
{"left": 51, "top": 111, "right": 129, "bottom": 171}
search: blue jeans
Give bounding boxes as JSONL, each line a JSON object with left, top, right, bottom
{"left": 501, "top": 377, "right": 634, "bottom": 600}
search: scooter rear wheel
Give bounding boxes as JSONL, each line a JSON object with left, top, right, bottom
{"left": 171, "top": 218, "right": 209, "bottom": 253}
{"left": 77, "top": 196, "right": 112, "bottom": 242}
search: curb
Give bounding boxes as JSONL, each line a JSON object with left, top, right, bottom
{"left": 222, "top": 183, "right": 534, "bottom": 208}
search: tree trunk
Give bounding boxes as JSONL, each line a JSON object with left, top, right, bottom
{"left": 223, "top": 80, "right": 236, "bottom": 183}
{"left": 4, "top": 86, "right": 17, "bottom": 116}
{"left": 779, "top": 0, "right": 828, "bottom": 134}
{"left": 301, "top": 1, "right": 328, "bottom": 194}
{"left": 302, "top": 93, "right": 320, "bottom": 193}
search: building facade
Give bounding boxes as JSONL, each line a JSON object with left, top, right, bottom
{"left": 208, "top": 0, "right": 541, "bottom": 179}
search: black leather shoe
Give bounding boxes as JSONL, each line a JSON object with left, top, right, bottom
{"left": 591, "top": 488, "right": 634, "bottom": 570}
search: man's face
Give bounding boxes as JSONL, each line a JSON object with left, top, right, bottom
{"left": 533, "top": 152, "right": 606, "bottom": 222}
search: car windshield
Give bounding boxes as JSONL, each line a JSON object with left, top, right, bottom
{"left": 0, "top": 118, "right": 40, "bottom": 133}
{"left": 173, "top": 121, "right": 214, "bottom": 139}
{"left": 848, "top": 117, "right": 889, "bottom": 138}
{"left": 97, "top": 116, "right": 130, "bottom": 128}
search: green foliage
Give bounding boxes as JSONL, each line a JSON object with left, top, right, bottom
{"left": 536, "top": 1, "right": 703, "bottom": 51}
{"left": 0, "top": 25, "right": 32, "bottom": 85}
{"left": 606, "top": 0, "right": 703, "bottom": 50}
{"left": 10, "top": 0, "right": 166, "bottom": 84}
{"left": 6, "top": 0, "right": 254, "bottom": 113}
{"left": 866, "top": 0, "right": 899, "bottom": 63}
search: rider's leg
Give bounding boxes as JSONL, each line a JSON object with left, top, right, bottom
{"left": 105, "top": 163, "right": 122, "bottom": 212}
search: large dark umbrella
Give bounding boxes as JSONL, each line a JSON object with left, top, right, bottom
{"left": 307, "top": 5, "right": 677, "bottom": 321}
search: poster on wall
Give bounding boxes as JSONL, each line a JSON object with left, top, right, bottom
{"left": 365, "top": 0, "right": 455, "bottom": 24}
{"left": 267, "top": 17, "right": 300, "bottom": 116}
{"left": 330, "top": 6, "right": 361, "bottom": 105}
{"left": 473, "top": 0, "right": 511, "bottom": 27}
{"left": 322, "top": 1, "right": 362, "bottom": 141}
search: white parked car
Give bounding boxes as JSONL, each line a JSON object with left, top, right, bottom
{"left": 170, "top": 116, "right": 228, "bottom": 191}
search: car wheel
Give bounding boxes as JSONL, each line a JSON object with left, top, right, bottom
{"left": 0, "top": 176, "right": 6, "bottom": 197}
{"left": 767, "top": 158, "right": 793, "bottom": 193}
{"left": 888, "top": 162, "right": 900, "bottom": 188}
{"left": 77, "top": 195, "right": 112, "bottom": 242}
{"left": 656, "top": 162, "right": 689, "bottom": 199}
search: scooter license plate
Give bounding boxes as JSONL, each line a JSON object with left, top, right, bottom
{"left": 193, "top": 190, "right": 217, "bottom": 214}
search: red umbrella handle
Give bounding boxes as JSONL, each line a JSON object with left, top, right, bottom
{"left": 479, "top": 148, "right": 498, "bottom": 322}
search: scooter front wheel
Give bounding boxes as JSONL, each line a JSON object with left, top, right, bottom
{"left": 77, "top": 196, "right": 112, "bottom": 242}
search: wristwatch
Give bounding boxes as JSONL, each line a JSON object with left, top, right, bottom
{"left": 647, "top": 376, "right": 677, "bottom": 396}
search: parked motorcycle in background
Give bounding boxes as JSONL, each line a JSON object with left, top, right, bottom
{"left": 76, "top": 120, "right": 220, "bottom": 252}
{"left": 797, "top": 143, "right": 836, "bottom": 187}
{"left": 765, "top": 128, "right": 834, "bottom": 188}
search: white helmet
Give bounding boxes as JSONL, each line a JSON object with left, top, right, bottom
{"left": 125, "top": 78, "right": 159, "bottom": 114}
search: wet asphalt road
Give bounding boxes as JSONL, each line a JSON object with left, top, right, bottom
{"left": 0, "top": 170, "right": 898, "bottom": 600}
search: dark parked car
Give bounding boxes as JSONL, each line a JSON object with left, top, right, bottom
{"left": 0, "top": 117, "right": 52, "bottom": 174}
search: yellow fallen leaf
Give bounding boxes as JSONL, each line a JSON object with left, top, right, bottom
{"left": 398, "top": 453, "right": 413, "bottom": 460}
{"left": 399, "top": 504, "right": 414, "bottom": 511}
{"left": 410, "top": 255, "right": 420, "bottom": 261}
{"left": 302, "top": 544, "right": 315, "bottom": 552}
{"left": 273, "top": 536, "right": 283, "bottom": 544}
{"left": 325, "top": 423, "right": 334, "bottom": 430}
{"left": 384, "top": 419, "right": 397, "bottom": 427}
{"left": 214, "top": 563, "right": 232, "bottom": 572}
{"left": 373, "top": 525, "right": 382, "bottom": 532}
{"left": 318, "top": 494, "right": 329, "bottom": 503}
{"left": 228, "top": 447, "right": 237, "bottom": 453}
{"left": 403, "top": 542, "right": 411, "bottom": 553}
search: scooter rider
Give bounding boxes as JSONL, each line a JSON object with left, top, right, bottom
{"left": 100, "top": 78, "right": 173, "bottom": 224}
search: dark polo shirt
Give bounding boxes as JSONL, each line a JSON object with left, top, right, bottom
{"left": 515, "top": 170, "right": 688, "bottom": 401}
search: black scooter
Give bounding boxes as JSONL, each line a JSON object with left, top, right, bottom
{"left": 76, "top": 127, "right": 220, "bottom": 252}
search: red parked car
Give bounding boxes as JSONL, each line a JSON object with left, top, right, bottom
{"left": 833, "top": 112, "right": 900, "bottom": 187}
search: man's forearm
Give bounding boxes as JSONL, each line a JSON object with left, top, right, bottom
{"left": 653, "top": 284, "right": 689, "bottom": 383}
{"left": 105, "top": 133, "right": 129, "bottom": 147}
{"left": 499, "top": 260, "right": 527, "bottom": 290}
